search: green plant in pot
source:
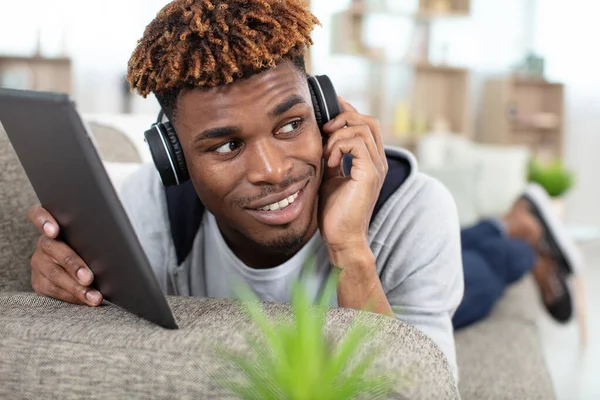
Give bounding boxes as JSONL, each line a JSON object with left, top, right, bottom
{"left": 528, "top": 158, "right": 574, "bottom": 198}
{"left": 213, "top": 264, "right": 405, "bottom": 400}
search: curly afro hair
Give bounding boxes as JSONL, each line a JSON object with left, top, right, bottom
{"left": 127, "top": 0, "right": 320, "bottom": 119}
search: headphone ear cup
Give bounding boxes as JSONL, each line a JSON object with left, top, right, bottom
{"left": 308, "top": 81, "right": 325, "bottom": 129}
{"left": 143, "top": 122, "right": 189, "bottom": 187}
{"left": 163, "top": 122, "right": 189, "bottom": 183}
{"left": 307, "top": 75, "right": 341, "bottom": 132}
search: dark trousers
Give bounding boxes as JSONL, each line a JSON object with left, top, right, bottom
{"left": 452, "top": 220, "right": 537, "bottom": 330}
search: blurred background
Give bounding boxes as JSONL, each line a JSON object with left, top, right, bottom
{"left": 1, "top": 0, "right": 600, "bottom": 398}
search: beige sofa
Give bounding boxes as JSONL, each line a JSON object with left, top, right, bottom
{"left": 0, "top": 121, "right": 457, "bottom": 399}
{"left": 0, "top": 119, "right": 555, "bottom": 399}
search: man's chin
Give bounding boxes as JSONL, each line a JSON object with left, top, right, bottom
{"left": 262, "top": 228, "right": 308, "bottom": 256}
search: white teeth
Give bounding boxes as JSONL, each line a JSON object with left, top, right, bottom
{"left": 258, "top": 190, "right": 300, "bottom": 211}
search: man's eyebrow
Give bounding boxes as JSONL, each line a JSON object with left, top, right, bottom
{"left": 193, "top": 126, "right": 239, "bottom": 143}
{"left": 269, "top": 94, "right": 307, "bottom": 118}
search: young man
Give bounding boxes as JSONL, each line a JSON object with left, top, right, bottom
{"left": 26, "top": 0, "right": 463, "bottom": 379}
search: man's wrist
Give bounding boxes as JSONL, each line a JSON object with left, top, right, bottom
{"left": 328, "top": 242, "right": 376, "bottom": 275}
{"left": 330, "top": 243, "right": 393, "bottom": 316}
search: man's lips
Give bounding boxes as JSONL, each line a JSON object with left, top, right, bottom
{"left": 245, "top": 186, "right": 307, "bottom": 226}
{"left": 244, "top": 179, "right": 310, "bottom": 210}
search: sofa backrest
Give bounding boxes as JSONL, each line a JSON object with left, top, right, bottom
{"left": 417, "top": 132, "right": 530, "bottom": 226}
{"left": 86, "top": 121, "right": 142, "bottom": 164}
{"left": 0, "top": 125, "right": 39, "bottom": 293}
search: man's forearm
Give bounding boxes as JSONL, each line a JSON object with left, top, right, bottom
{"left": 329, "top": 246, "right": 394, "bottom": 317}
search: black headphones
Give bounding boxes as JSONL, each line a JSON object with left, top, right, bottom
{"left": 143, "top": 75, "right": 341, "bottom": 187}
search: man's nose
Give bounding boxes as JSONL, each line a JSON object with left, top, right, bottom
{"left": 246, "top": 139, "right": 294, "bottom": 185}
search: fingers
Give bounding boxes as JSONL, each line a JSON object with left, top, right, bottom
{"left": 325, "top": 137, "right": 377, "bottom": 183}
{"left": 324, "top": 124, "right": 386, "bottom": 176}
{"left": 37, "top": 235, "right": 94, "bottom": 286}
{"left": 27, "top": 206, "right": 102, "bottom": 307}
{"left": 27, "top": 205, "right": 59, "bottom": 239}
{"left": 323, "top": 99, "right": 387, "bottom": 173}
{"left": 31, "top": 267, "right": 85, "bottom": 305}
{"left": 31, "top": 251, "right": 103, "bottom": 306}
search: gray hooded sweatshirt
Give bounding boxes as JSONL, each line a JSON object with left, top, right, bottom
{"left": 118, "top": 146, "right": 464, "bottom": 381}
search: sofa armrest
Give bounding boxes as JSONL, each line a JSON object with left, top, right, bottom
{"left": 0, "top": 293, "right": 458, "bottom": 399}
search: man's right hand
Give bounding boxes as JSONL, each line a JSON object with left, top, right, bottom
{"left": 27, "top": 205, "right": 103, "bottom": 306}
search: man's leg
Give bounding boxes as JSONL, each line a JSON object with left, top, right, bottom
{"left": 460, "top": 219, "right": 505, "bottom": 250}
{"left": 452, "top": 250, "right": 506, "bottom": 329}
{"left": 453, "top": 237, "right": 537, "bottom": 330}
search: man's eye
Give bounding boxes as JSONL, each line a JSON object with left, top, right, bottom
{"left": 215, "top": 140, "right": 241, "bottom": 154}
{"left": 278, "top": 120, "right": 302, "bottom": 135}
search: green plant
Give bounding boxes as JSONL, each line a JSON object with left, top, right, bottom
{"left": 528, "top": 158, "right": 574, "bottom": 197}
{"left": 214, "top": 268, "right": 401, "bottom": 400}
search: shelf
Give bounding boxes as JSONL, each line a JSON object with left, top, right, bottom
{"left": 480, "top": 76, "right": 565, "bottom": 159}
{"left": 415, "top": 10, "right": 469, "bottom": 19}
{"left": 0, "top": 55, "right": 71, "bottom": 64}
{"left": 329, "top": 51, "right": 469, "bottom": 74}
{"left": 512, "top": 124, "right": 561, "bottom": 133}
{"left": 512, "top": 77, "right": 563, "bottom": 88}
{"left": 383, "top": 135, "right": 419, "bottom": 149}
{"left": 412, "top": 62, "right": 468, "bottom": 74}
{"left": 0, "top": 55, "right": 72, "bottom": 94}
{"left": 345, "top": 4, "right": 469, "bottom": 20}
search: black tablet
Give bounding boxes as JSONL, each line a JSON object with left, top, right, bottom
{"left": 0, "top": 88, "right": 178, "bottom": 329}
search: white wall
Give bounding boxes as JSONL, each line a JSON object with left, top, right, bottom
{"left": 533, "top": 1, "right": 600, "bottom": 225}
{"left": 0, "top": 0, "right": 167, "bottom": 115}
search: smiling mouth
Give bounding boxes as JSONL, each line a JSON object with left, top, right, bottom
{"left": 255, "top": 191, "right": 300, "bottom": 211}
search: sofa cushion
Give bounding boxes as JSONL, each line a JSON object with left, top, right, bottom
{"left": 86, "top": 121, "right": 142, "bottom": 164}
{"left": 455, "top": 276, "right": 555, "bottom": 399}
{"left": 0, "top": 293, "right": 459, "bottom": 399}
{"left": 0, "top": 126, "right": 38, "bottom": 292}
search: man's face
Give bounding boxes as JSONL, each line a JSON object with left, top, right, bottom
{"left": 173, "top": 62, "right": 323, "bottom": 256}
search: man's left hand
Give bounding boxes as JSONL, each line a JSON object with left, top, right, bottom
{"left": 318, "top": 97, "right": 388, "bottom": 260}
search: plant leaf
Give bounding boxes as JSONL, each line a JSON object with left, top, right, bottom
{"left": 317, "top": 267, "right": 341, "bottom": 308}
{"left": 214, "top": 346, "right": 283, "bottom": 400}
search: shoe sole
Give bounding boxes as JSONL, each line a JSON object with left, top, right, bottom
{"left": 523, "top": 183, "right": 583, "bottom": 275}
{"left": 545, "top": 273, "right": 573, "bottom": 324}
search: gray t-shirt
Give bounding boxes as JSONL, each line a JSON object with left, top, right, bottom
{"left": 203, "top": 211, "right": 333, "bottom": 304}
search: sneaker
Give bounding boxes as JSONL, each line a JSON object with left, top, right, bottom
{"left": 522, "top": 183, "right": 583, "bottom": 275}
{"left": 532, "top": 255, "right": 573, "bottom": 323}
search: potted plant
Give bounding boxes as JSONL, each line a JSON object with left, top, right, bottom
{"left": 213, "top": 267, "right": 404, "bottom": 399}
{"left": 528, "top": 158, "right": 575, "bottom": 220}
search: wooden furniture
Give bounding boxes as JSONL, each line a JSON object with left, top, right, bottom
{"left": 479, "top": 76, "right": 565, "bottom": 159}
{"left": 0, "top": 56, "right": 72, "bottom": 95}
{"left": 411, "top": 63, "right": 470, "bottom": 137}
{"left": 330, "top": 0, "right": 472, "bottom": 149}
{"left": 420, "top": 0, "right": 470, "bottom": 14}
{"left": 305, "top": 0, "right": 313, "bottom": 74}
